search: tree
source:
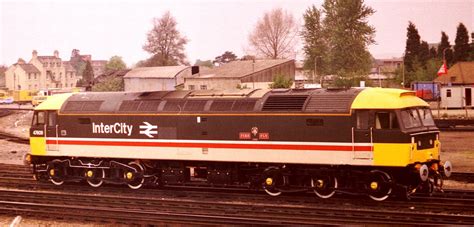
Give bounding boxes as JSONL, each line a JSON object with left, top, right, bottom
{"left": 403, "top": 21, "right": 421, "bottom": 74}
{"left": 453, "top": 23, "right": 470, "bottom": 63}
{"left": 470, "top": 32, "right": 474, "bottom": 60}
{"left": 322, "top": 0, "right": 375, "bottom": 81}
{"left": 92, "top": 76, "right": 124, "bottom": 92}
{"left": 143, "top": 11, "right": 188, "bottom": 66}
{"left": 248, "top": 8, "right": 298, "bottom": 59}
{"left": 419, "top": 41, "right": 430, "bottom": 67}
{"left": 194, "top": 59, "right": 213, "bottom": 68}
{"left": 269, "top": 74, "right": 293, "bottom": 88}
{"left": 213, "top": 51, "right": 237, "bottom": 65}
{"left": 81, "top": 61, "right": 94, "bottom": 89}
{"left": 429, "top": 46, "right": 437, "bottom": 59}
{"left": 105, "top": 56, "right": 127, "bottom": 71}
{"left": 301, "top": 5, "right": 328, "bottom": 79}
{"left": 437, "top": 32, "right": 453, "bottom": 66}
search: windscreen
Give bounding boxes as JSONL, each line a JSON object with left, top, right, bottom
{"left": 418, "top": 107, "right": 435, "bottom": 126}
{"left": 400, "top": 107, "right": 435, "bottom": 129}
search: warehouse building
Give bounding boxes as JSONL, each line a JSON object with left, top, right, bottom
{"left": 184, "top": 59, "right": 295, "bottom": 90}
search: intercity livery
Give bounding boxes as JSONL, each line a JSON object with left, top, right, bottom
{"left": 27, "top": 88, "right": 452, "bottom": 201}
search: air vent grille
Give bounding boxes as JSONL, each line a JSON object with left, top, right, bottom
{"left": 232, "top": 100, "right": 256, "bottom": 111}
{"left": 63, "top": 101, "right": 103, "bottom": 112}
{"left": 210, "top": 100, "right": 235, "bottom": 111}
{"left": 262, "top": 95, "right": 308, "bottom": 111}
{"left": 305, "top": 94, "right": 354, "bottom": 113}
{"left": 183, "top": 100, "right": 207, "bottom": 111}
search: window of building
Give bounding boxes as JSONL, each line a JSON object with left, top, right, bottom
{"left": 28, "top": 73, "right": 31, "bottom": 80}
{"left": 446, "top": 89, "right": 452, "bottom": 98}
{"left": 34, "top": 74, "right": 37, "bottom": 80}
{"left": 50, "top": 62, "right": 54, "bottom": 67}
{"left": 200, "top": 85, "right": 207, "bottom": 90}
{"left": 450, "top": 76, "right": 456, "bottom": 82}
{"left": 43, "top": 63, "right": 48, "bottom": 67}
{"left": 57, "top": 62, "right": 61, "bottom": 67}
{"left": 188, "top": 85, "right": 195, "bottom": 90}
{"left": 28, "top": 85, "right": 32, "bottom": 90}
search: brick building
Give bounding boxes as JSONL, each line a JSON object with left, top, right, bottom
{"left": 5, "top": 50, "right": 79, "bottom": 91}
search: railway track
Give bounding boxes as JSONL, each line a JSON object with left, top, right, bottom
{"left": 0, "top": 132, "right": 29, "bottom": 144}
{"left": 0, "top": 184, "right": 473, "bottom": 225}
{"left": 0, "top": 163, "right": 473, "bottom": 225}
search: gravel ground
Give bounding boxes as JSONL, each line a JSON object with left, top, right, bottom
{"left": 0, "top": 215, "right": 109, "bottom": 226}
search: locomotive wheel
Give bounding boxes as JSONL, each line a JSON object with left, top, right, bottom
{"left": 262, "top": 166, "right": 283, "bottom": 196}
{"left": 367, "top": 170, "right": 392, "bottom": 201}
{"left": 124, "top": 161, "right": 145, "bottom": 189}
{"left": 311, "top": 175, "right": 338, "bottom": 199}
{"left": 86, "top": 168, "right": 105, "bottom": 188}
{"left": 47, "top": 159, "right": 66, "bottom": 186}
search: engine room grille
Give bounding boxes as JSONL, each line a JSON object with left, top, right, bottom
{"left": 163, "top": 100, "right": 185, "bottom": 112}
{"left": 209, "top": 100, "right": 235, "bottom": 111}
{"left": 183, "top": 100, "right": 207, "bottom": 111}
{"left": 63, "top": 101, "right": 103, "bottom": 112}
{"left": 262, "top": 95, "right": 308, "bottom": 111}
{"left": 138, "top": 101, "right": 161, "bottom": 112}
{"left": 232, "top": 100, "right": 257, "bottom": 111}
{"left": 304, "top": 94, "right": 354, "bottom": 113}
{"left": 118, "top": 101, "right": 141, "bottom": 112}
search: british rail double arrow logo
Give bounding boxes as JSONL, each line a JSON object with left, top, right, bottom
{"left": 139, "top": 122, "right": 158, "bottom": 138}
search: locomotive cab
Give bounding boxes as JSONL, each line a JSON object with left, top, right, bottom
{"left": 351, "top": 88, "right": 451, "bottom": 196}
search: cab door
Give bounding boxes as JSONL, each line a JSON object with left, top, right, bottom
{"left": 353, "top": 110, "right": 373, "bottom": 160}
{"left": 30, "top": 111, "right": 47, "bottom": 155}
{"left": 45, "top": 111, "right": 59, "bottom": 151}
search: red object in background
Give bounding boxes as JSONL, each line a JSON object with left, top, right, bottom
{"left": 437, "top": 62, "right": 448, "bottom": 76}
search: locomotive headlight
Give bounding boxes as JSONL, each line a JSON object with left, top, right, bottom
{"left": 265, "top": 177, "right": 273, "bottom": 186}
{"left": 126, "top": 172, "right": 134, "bottom": 180}
{"left": 86, "top": 170, "right": 94, "bottom": 178}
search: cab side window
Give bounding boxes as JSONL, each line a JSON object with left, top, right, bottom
{"left": 356, "top": 110, "right": 369, "bottom": 129}
{"left": 33, "top": 111, "right": 46, "bottom": 126}
{"left": 48, "top": 111, "right": 57, "bottom": 126}
{"left": 375, "top": 111, "right": 399, "bottom": 129}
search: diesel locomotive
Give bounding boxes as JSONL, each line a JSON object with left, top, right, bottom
{"left": 27, "top": 87, "right": 452, "bottom": 201}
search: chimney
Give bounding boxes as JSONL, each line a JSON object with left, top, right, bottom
{"left": 191, "top": 66, "right": 199, "bottom": 75}
{"left": 54, "top": 50, "right": 59, "bottom": 58}
{"left": 32, "top": 50, "right": 38, "bottom": 58}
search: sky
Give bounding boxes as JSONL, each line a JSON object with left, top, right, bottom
{"left": 0, "top": 0, "right": 473, "bottom": 67}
